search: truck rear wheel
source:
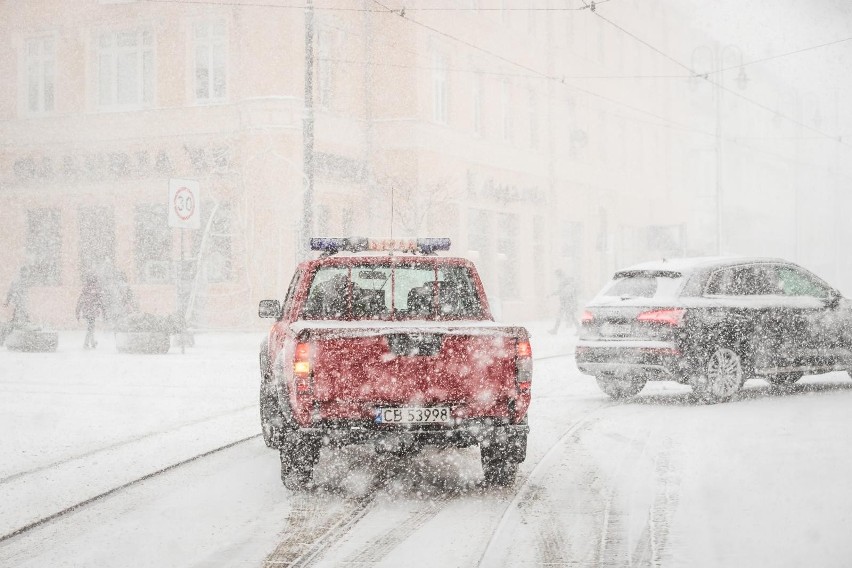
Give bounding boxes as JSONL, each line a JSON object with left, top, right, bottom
{"left": 260, "top": 387, "right": 286, "bottom": 448}
{"left": 480, "top": 439, "right": 520, "bottom": 487}
{"left": 280, "top": 435, "right": 320, "bottom": 490}
{"left": 481, "top": 450, "right": 518, "bottom": 487}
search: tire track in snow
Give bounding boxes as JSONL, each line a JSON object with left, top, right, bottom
{"left": 262, "top": 454, "right": 419, "bottom": 567}
{"left": 629, "top": 437, "right": 682, "bottom": 566}
{"left": 592, "top": 427, "right": 663, "bottom": 568}
{"left": 477, "top": 403, "right": 618, "bottom": 567}
{"left": 341, "top": 500, "right": 443, "bottom": 566}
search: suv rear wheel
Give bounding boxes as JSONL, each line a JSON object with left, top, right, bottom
{"left": 595, "top": 374, "right": 647, "bottom": 399}
{"left": 694, "top": 346, "right": 744, "bottom": 403}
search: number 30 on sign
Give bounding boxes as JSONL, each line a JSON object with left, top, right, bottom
{"left": 168, "top": 178, "right": 201, "bottom": 229}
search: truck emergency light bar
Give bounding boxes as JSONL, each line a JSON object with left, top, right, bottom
{"left": 310, "top": 237, "right": 451, "bottom": 255}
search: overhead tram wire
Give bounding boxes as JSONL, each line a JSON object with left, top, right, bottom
{"left": 712, "top": 35, "right": 852, "bottom": 74}
{"left": 140, "top": 0, "right": 844, "bottom": 148}
{"left": 591, "top": 9, "right": 852, "bottom": 148}
{"left": 318, "top": 56, "right": 686, "bottom": 81}
{"left": 365, "top": 1, "right": 845, "bottom": 170}
{"left": 142, "top": 0, "right": 724, "bottom": 139}
{"left": 367, "top": 0, "right": 719, "bottom": 143}
{"left": 139, "top": 0, "right": 611, "bottom": 11}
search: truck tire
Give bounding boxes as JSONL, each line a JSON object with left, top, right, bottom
{"left": 281, "top": 435, "right": 320, "bottom": 490}
{"left": 260, "top": 387, "right": 286, "bottom": 448}
{"left": 259, "top": 343, "right": 291, "bottom": 449}
{"left": 480, "top": 441, "right": 519, "bottom": 487}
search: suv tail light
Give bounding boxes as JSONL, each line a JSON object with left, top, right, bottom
{"left": 293, "top": 342, "right": 314, "bottom": 394}
{"left": 580, "top": 310, "right": 594, "bottom": 324}
{"left": 636, "top": 308, "right": 685, "bottom": 327}
{"left": 515, "top": 339, "right": 532, "bottom": 392}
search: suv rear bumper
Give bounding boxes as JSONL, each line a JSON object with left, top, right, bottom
{"left": 575, "top": 339, "right": 687, "bottom": 380}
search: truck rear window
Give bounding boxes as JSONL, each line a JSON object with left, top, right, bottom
{"left": 301, "top": 263, "right": 483, "bottom": 320}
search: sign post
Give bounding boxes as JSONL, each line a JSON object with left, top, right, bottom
{"left": 168, "top": 179, "right": 200, "bottom": 354}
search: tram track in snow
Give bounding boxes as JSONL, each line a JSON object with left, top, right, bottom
{"left": 0, "top": 404, "right": 255, "bottom": 486}
{"left": 0, "top": 432, "right": 260, "bottom": 545}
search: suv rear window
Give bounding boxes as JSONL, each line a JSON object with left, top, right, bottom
{"left": 601, "top": 270, "right": 682, "bottom": 299}
{"left": 301, "top": 263, "right": 483, "bottom": 320}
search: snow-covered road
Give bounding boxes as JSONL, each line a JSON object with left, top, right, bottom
{"left": 2, "top": 324, "right": 852, "bottom": 567}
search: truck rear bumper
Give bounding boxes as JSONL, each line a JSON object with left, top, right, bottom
{"left": 296, "top": 418, "right": 529, "bottom": 449}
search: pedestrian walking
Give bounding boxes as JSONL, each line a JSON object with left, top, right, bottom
{"left": 4, "top": 266, "right": 31, "bottom": 325}
{"left": 76, "top": 274, "right": 105, "bottom": 349}
{"left": 549, "top": 269, "right": 577, "bottom": 334}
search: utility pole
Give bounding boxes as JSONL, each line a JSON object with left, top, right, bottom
{"left": 301, "top": 0, "right": 315, "bottom": 259}
{"left": 693, "top": 43, "right": 747, "bottom": 255}
{"left": 714, "top": 69, "right": 723, "bottom": 256}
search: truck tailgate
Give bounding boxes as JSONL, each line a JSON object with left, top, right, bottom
{"left": 297, "top": 323, "right": 523, "bottom": 418}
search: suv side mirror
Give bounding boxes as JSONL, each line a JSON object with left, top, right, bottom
{"left": 258, "top": 299, "right": 282, "bottom": 319}
{"left": 825, "top": 289, "right": 842, "bottom": 309}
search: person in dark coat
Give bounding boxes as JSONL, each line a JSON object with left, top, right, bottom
{"left": 549, "top": 269, "right": 577, "bottom": 334}
{"left": 4, "top": 266, "right": 31, "bottom": 324}
{"left": 76, "top": 274, "right": 106, "bottom": 349}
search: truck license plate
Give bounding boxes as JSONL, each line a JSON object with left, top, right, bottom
{"left": 375, "top": 406, "right": 451, "bottom": 424}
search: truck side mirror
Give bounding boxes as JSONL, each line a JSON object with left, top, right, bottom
{"left": 258, "top": 299, "right": 282, "bottom": 319}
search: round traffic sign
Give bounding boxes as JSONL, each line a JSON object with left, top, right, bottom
{"left": 174, "top": 186, "right": 195, "bottom": 222}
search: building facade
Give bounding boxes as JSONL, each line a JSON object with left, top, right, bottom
{"left": 2, "top": 0, "right": 738, "bottom": 330}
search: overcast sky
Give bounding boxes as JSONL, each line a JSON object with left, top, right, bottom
{"left": 672, "top": 0, "right": 852, "bottom": 139}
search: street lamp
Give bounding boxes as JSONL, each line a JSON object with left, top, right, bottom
{"left": 691, "top": 44, "right": 748, "bottom": 255}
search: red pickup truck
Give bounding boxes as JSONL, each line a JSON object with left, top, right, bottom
{"left": 258, "top": 237, "right": 532, "bottom": 489}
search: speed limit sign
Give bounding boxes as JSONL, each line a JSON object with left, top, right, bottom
{"left": 168, "top": 178, "right": 200, "bottom": 229}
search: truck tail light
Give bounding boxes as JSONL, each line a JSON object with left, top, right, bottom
{"left": 636, "top": 308, "right": 686, "bottom": 327}
{"left": 515, "top": 339, "right": 532, "bottom": 392}
{"left": 294, "top": 342, "right": 314, "bottom": 394}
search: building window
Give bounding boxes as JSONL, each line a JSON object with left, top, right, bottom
{"left": 497, "top": 212, "right": 518, "bottom": 298}
{"left": 468, "top": 208, "right": 494, "bottom": 294}
{"left": 532, "top": 216, "right": 546, "bottom": 302}
{"left": 501, "top": 79, "right": 513, "bottom": 143}
{"left": 560, "top": 220, "right": 584, "bottom": 271}
{"left": 26, "top": 209, "right": 61, "bottom": 286}
{"left": 135, "top": 204, "right": 172, "bottom": 283}
{"left": 432, "top": 51, "right": 448, "bottom": 124}
{"left": 192, "top": 203, "right": 233, "bottom": 283}
{"left": 79, "top": 205, "right": 115, "bottom": 280}
{"left": 472, "top": 73, "right": 483, "bottom": 135}
{"left": 25, "top": 36, "right": 55, "bottom": 114}
{"left": 194, "top": 20, "right": 226, "bottom": 102}
{"left": 98, "top": 29, "right": 154, "bottom": 108}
